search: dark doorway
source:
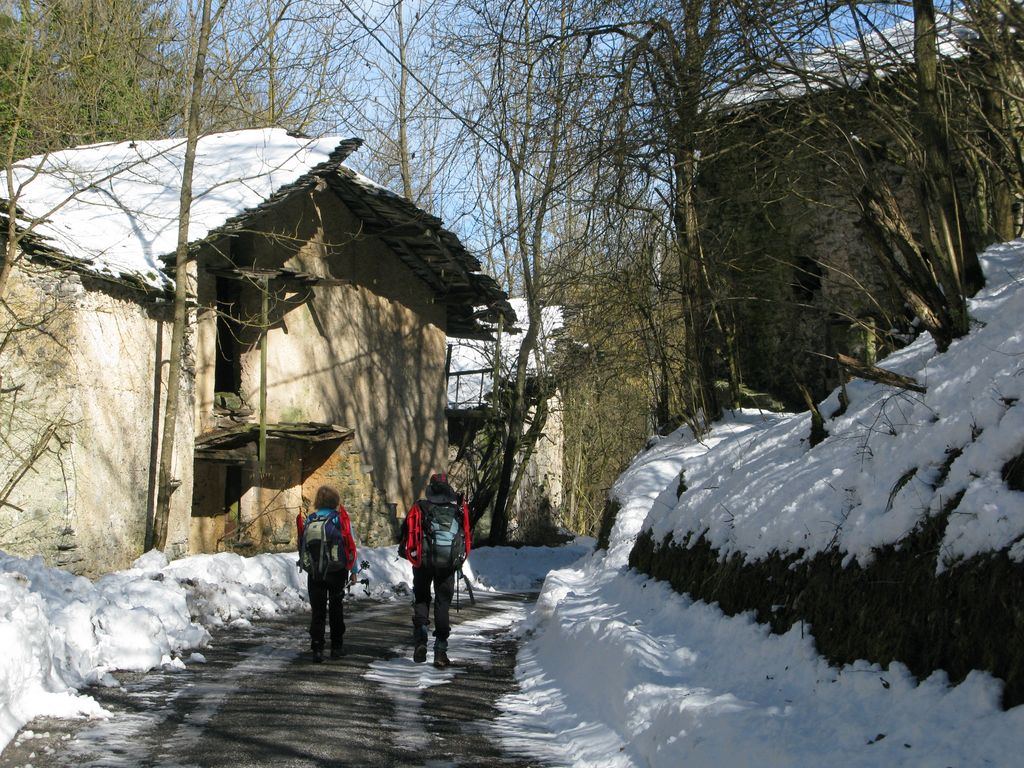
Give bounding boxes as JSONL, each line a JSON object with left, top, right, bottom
{"left": 215, "top": 276, "right": 242, "bottom": 396}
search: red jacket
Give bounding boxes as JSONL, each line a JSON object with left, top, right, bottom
{"left": 297, "top": 505, "right": 358, "bottom": 571}
{"left": 399, "top": 496, "right": 471, "bottom": 569}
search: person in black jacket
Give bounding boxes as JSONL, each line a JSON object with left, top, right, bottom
{"left": 297, "top": 485, "right": 359, "bottom": 662}
{"left": 398, "top": 473, "right": 471, "bottom": 668}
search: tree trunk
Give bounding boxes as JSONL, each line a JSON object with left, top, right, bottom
{"left": 151, "top": 0, "right": 214, "bottom": 552}
{"left": 912, "top": 0, "right": 984, "bottom": 315}
{"left": 856, "top": 172, "right": 955, "bottom": 350}
{"left": 395, "top": 0, "right": 415, "bottom": 200}
{"left": 488, "top": 294, "right": 542, "bottom": 545}
{"left": 971, "top": 0, "right": 1019, "bottom": 241}
{"left": 0, "top": 6, "right": 36, "bottom": 300}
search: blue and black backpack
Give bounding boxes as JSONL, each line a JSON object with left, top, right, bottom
{"left": 418, "top": 497, "right": 466, "bottom": 571}
{"left": 299, "top": 510, "right": 348, "bottom": 579}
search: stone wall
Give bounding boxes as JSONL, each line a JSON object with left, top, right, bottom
{"left": 190, "top": 436, "right": 397, "bottom": 555}
{"left": 508, "top": 391, "right": 566, "bottom": 544}
{"left": 629, "top": 514, "right": 1024, "bottom": 710}
{"left": 1, "top": 261, "right": 193, "bottom": 575}
{"left": 698, "top": 90, "right": 930, "bottom": 406}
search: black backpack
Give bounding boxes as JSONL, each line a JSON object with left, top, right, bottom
{"left": 418, "top": 497, "right": 467, "bottom": 571}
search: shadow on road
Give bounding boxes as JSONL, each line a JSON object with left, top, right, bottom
{"left": 1, "top": 593, "right": 552, "bottom": 767}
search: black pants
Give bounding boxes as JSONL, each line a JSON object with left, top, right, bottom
{"left": 412, "top": 567, "right": 456, "bottom": 642}
{"left": 308, "top": 571, "right": 346, "bottom": 650}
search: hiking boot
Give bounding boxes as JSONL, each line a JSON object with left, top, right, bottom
{"left": 413, "top": 624, "right": 429, "bottom": 663}
{"left": 312, "top": 647, "right": 324, "bottom": 663}
{"left": 330, "top": 646, "right": 344, "bottom": 660}
{"left": 433, "top": 640, "right": 450, "bottom": 668}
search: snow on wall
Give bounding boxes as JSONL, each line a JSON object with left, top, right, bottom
{"left": 619, "top": 240, "right": 1024, "bottom": 571}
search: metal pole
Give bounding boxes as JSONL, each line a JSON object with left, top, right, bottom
{"left": 492, "top": 314, "right": 503, "bottom": 406}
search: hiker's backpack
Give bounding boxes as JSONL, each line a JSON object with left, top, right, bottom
{"left": 417, "top": 498, "right": 467, "bottom": 571}
{"left": 299, "top": 510, "right": 350, "bottom": 579}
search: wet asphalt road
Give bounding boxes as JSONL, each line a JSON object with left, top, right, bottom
{"left": 1, "top": 593, "right": 554, "bottom": 768}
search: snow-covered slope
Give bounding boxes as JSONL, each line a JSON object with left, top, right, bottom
{"left": 494, "top": 240, "right": 1024, "bottom": 767}
{"left": 634, "top": 240, "right": 1024, "bottom": 570}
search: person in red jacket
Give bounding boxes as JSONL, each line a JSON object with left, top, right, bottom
{"left": 297, "top": 485, "right": 359, "bottom": 662}
{"left": 398, "top": 472, "right": 471, "bottom": 668}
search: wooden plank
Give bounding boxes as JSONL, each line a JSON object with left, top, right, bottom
{"left": 195, "top": 444, "right": 257, "bottom": 464}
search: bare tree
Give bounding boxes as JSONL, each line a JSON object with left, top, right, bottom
{"left": 199, "top": 0, "right": 364, "bottom": 135}
{"left": 957, "top": 0, "right": 1023, "bottom": 242}
{"left": 815, "top": 2, "right": 989, "bottom": 352}
{"left": 550, "top": 0, "right": 781, "bottom": 435}
{"left": 0, "top": 1, "right": 181, "bottom": 548}
{"left": 443, "top": 0, "right": 600, "bottom": 543}
{"left": 325, "top": 0, "right": 471, "bottom": 214}
{"left": 151, "top": 0, "right": 216, "bottom": 551}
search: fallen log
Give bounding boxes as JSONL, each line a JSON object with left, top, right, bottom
{"left": 835, "top": 352, "right": 927, "bottom": 393}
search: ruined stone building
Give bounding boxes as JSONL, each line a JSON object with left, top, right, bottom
{"left": 696, "top": 17, "right": 1022, "bottom": 408}
{"left": 0, "top": 128, "right": 511, "bottom": 575}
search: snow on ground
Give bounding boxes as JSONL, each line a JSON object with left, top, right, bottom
{"left": 0, "top": 537, "right": 589, "bottom": 754}
{"left": 491, "top": 240, "right": 1024, "bottom": 767}
{"left": 636, "top": 240, "right": 1024, "bottom": 570}
{"left": 497, "top": 556, "right": 1024, "bottom": 767}
{"left": 2, "top": 241, "right": 1023, "bottom": 763}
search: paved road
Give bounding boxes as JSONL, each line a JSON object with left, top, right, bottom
{"left": 1, "top": 593, "right": 553, "bottom": 767}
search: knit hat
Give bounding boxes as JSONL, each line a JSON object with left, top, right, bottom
{"left": 426, "top": 472, "right": 453, "bottom": 502}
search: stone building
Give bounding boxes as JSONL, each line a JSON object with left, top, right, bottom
{"left": 445, "top": 300, "right": 565, "bottom": 543}
{"left": 0, "top": 128, "right": 510, "bottom": 575}
{"left": 697, "top": 18, "right": 1021, "bottom": 407}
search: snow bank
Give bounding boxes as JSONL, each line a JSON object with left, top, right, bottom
{"left": 467, "top": 540, "right": 593, "bottom": 591}
{"left": 0, "top": 547, "right": 328, "bottom": 752}
{"left": 635, "top": 241, "right": 1024, "bottom": 570}
{"left": 498, "top": 560, "right": 1024, "bottom": 767}
{"left": 0, "top": 537, "right": 589, "bottom": 754}
{"left": 496, "top": 240, "right": 1024, "bottom": 766}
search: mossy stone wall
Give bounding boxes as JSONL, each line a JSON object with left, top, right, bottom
{"left": 630, "top": 514, "right": 1024, "bottom": 709}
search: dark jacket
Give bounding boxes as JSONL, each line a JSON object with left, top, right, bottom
{"left": 398, "top": 486, "right": 471, "bottom": 569}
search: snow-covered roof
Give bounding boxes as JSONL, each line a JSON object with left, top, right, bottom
{"left": 726, "top": 14, "right": 972, "bottom": 106}
{"left": 3, "top": 129, "right": 344, "bottom": 289}
{"left": 447, "top": 298, "right": 564, "bottom": 408}
{"left": 2, "top": 127, "right": 512, "bottom": 334}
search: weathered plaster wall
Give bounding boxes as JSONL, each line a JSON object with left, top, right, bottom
{"left": 0, "top": 266, "right": 79, "bottom": 567}
{"left": 193, "top": 187, "right": 448, "bottom": 544}
{"left": 1, "top": 261, "right": 193, "bottom": 575}
{"left": 509, "top": 392, "right": 566, "bottom": 543}
{"left": 190, "top": 460, "right": 233, "bottom": 551}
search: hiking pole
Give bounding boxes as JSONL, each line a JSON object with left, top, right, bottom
{"left": 458, "top": 568, "right": 476, "bottom": 606}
